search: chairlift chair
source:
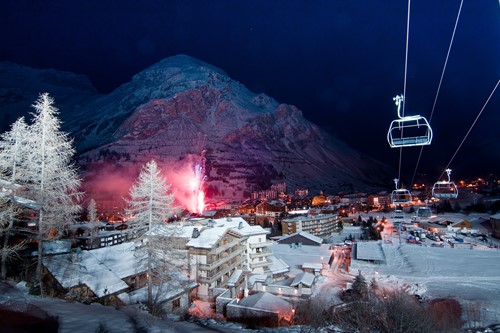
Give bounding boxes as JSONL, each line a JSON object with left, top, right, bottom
{"left": 387, "top": 95, "right": 433, "bottom": 148}
{"left": 393, "top": 209, "right": 405, "bottom": 220}
{"left": 432, "top": 169, "right": 458, "bottom": 199}
{"left": 417, "top": 207, "right": 432, "bottom": 218}
{"left": 391, "top": 178, "right": 412, "bottom": 204}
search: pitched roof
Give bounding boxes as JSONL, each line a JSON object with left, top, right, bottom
{"left": 43, "top": 242, "right": 145, "bottom": 297}
{"left": 238, "top": 292, "right": 293, "bottom": 314}
{"left": 185, "top": 217, "right": 267, "bottom": 249}
{"left": 290, "top": 272, "right": 315, "bottom": 287}
{"left": 278, "top": 231, "right": 323, "bottom": 245}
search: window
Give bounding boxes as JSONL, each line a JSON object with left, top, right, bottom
{"left": 172, "top": 297, "right": 181, "bottom": 309}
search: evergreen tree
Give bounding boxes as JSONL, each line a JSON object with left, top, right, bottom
{"left": 87, "top": 198, "right": 97, "bottom": 223}
{"left": 26, "top": 93, "right": 82, "bottom": 294}
{"left": 125, "top": 159, "right": 185, "bottom": 314}
{"left": 369, "top": 277, "right": 379, "bottom": 291}
{"left": 351, "top": 270, "right": 368, "bottom": 297}
{"left": 0, "top": 117, "right": 30, "bottom": 279}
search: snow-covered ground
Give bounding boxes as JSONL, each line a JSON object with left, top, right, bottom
{"left": 0, "top": 281, "right": 248, "bottom": 333}
{"left": 349, "top": 213, "right": 500, "bottom": 326}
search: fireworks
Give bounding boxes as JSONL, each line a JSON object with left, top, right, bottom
{"left": 191, "top": 163, "right": 206, "bottom": 214}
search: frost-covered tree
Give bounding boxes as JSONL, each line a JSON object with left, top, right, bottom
{"left": 87, "top": 198, "right": 97, "bottom": 223}
{"left": 351, "top": 270, "right": 368, "bottom": 297}
{"left": 27, "top": 93, "right": 82, "bottom": 294}
{"left": 0, "top": 117, "right": 30, "bottom": 279}
{"left": 125, "top": 159, "right": 185, "bottom": 314}
{"left": 125, "top": 160, "right": 175, "bottom": 231}
{"left": 0, "top": 196, "right": 25, "bottom": 279}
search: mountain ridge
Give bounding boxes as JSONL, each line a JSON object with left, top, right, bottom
{"left": 0, "top": 55, "right": 392, "bottom": 207}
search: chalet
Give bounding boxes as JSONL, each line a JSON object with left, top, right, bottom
{"left": 255, "top": 200, "right": 286, "bottom": 222}
{"left": 238, "top": 204, "right": 256, "bottom": 215}
{"left": 43, "top": 242, "right": 196, "bottom": 312}
{"left": 291, "top": 271, "right": 316, "bottom": 288}
{"left": 225, "top": 292, "right": 294, "bottom": 327}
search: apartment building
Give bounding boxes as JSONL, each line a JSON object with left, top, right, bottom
{"left": 281, "top": 214, "right": 339, "bottom": 238}
{"left": 184, "top": 217, "right": 272, "bottom": 300}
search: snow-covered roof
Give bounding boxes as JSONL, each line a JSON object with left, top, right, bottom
{"left": 185, "top": 217, "right": 263, "bottom": 249}
{"left": 302, "top": 263, "right": 323, "bottom": 270}
{"left": 282, "top": 213, "right": 337, "bottom": 223}
{"left": 0, "top": 192, "right": 40, "bottom": 210}
{"left": 118, "top": 272, "right": 197, "bottom": 305}
{"left": 247, "top": 274, "right": 268, "bottom": 287}
{"left": 226, "top": 269, "right": 243, "bottom": 287}
{"left": 356, "top": 241, "right": 385, "bottom": 262}
{"left": 268, "top": 255, "right": 290, "bottom": 275}
{"left": 491, "top": 213, "right": 500, "bottom": 220}
{"left": 43, "top": 242, "right": 145, "bottom": 297}
{"left": 237, "top": 292, "right": 293, "bottom": 314}
{"left": 278, "top": 231, "right": 323, "bottom": 245}
{"left": 272, "top": 243, "right": 332, "bottom": 275}
{"left": 290, "top": 272, "right": 315, "bottom": 287}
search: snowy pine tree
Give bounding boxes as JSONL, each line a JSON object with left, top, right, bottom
{"left": 27, "top": 93, "right": 82, "bottom": 294}
{"left": 126, "top": 159, "right": 175, "bottom": 231}
{"left": 0, "top": 117, "right": 30, "bottom": 279}
{"left": 87, "top": 198, "right": 97, "bottom": 223}
{"left": 125, "top": 159, "right": 185, "bottom": 314}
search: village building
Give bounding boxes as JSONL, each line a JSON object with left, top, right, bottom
{"left": 255, "top": 200, "right": 286, "bottom": 222}
{"left": 368, "top": 193, "right": 391, "bottom": 208}
{"left": 225, "top": 291, "right": 294, "bottom": 327}
{"left": 42, "top": 242, "right": 197, "bottom": 313}
{"left": 490, "top": 213, "right": 500, "bottom": 238}
{"left": 276, "top": 231, "right": 323, "bottom": 246}
{"left": 281, "top": 214, "right": 339, "bottom": 238}
{"left": 182, "top": 217, "right": 275, "bottom": 301}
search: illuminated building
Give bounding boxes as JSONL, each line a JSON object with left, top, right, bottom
{"left": 281, "top": 214, "right": 339, "bottom": 238}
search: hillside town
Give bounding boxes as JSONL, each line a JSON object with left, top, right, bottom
{"left": 2, "top": 160, "right": 500, "bottom": 332}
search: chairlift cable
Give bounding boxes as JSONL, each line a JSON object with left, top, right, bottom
{"left": 398, "top": 0, "right": 411, "bottom": 181}
{"left": 402, "top": 0, "right": 411, "bottom": 118}
{"left": 438, "top": 79, "right": 499, "bottom": 181}
{"left": 409, "top": 0, "right": 464, "bottom": 188}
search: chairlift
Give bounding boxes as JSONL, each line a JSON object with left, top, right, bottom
{"left": 417, "top": 207, "right": 432, "bottom": 218}
{"left": 387, "top": 95, "right": 433, "bottom": 148}
{"left": 393, "top": 208, "right": 405, "bottom": 220}
{"left": 391, "top": 178, "right": 412, "bottom": 204}
{"left": 432, "top": 169, "right": 458, "bottom": 199}
{"left": 417, "top": 199, "right": 432, "bottom": 218}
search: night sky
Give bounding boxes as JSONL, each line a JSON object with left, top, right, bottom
{"left": 1, "top": 0, "right": 499, "bottom": 184}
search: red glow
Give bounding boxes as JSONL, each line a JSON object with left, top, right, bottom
{"left": 82, "top": 154, "right": 207, "bottom": 215}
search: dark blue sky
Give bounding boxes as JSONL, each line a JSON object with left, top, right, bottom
{"left": 1, "top": 0, "right": 499, "bottom": 182}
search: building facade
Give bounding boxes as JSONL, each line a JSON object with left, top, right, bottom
{"left": 281, "top": 214, "right": 339, "bottom": 238}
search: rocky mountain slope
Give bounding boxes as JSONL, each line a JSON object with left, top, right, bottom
{"left": 0, "top": 55, "right": 392, "bottom": 207}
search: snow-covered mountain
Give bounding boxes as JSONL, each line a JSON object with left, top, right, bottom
{"left": 0, "top": 61, "right": 98, "bottom": 133}
{"left": 0, "top": 55, "right": 392, "bottom": 205}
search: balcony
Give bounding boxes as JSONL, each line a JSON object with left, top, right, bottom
{"left": 198, "top": 255, "right": 246, "bottom": 284}
{"left": 249, "top": 240, "right": 273, "bottom": 249}
{"left": 198, "top": 248, "right": 243, "bottom": 271}
{"left": 214, "top": 239, "right": 243, "bottom": 255}
{"left": 249, "top": 259, "right": 272, "bottom": 269}
{"left": 249, "top": 250, "right": 271, "bottom": 259}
